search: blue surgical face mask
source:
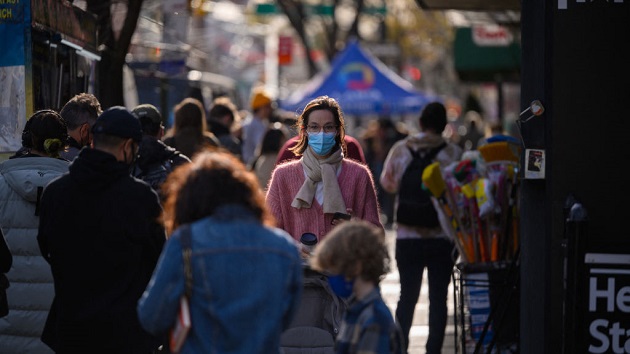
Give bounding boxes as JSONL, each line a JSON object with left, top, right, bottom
{"left": 327, "top": 274, "right": 355, "bottom": 299}
{"left": 308, "top": 132, "right": 336, "bottom": 156}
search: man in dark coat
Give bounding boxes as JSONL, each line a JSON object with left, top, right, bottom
{"left": 37, "top": 106, "right": 166, "bottom": 354}
{"left": 131, "top": 103, "right": 191, "bottom": 198}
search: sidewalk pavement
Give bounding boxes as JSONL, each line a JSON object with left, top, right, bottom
{"left": 381, "top": 228, "right": 457, "bottom": 354}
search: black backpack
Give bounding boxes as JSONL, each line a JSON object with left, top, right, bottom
{"left": 395, "top": 143, "right": 446, "bottom": 227}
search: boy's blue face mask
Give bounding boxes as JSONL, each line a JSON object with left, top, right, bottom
{"left": 327, "top": 274, "right": 355, "bottom": 299}
{"left": 308, "top": 132, "right": 336, "bottom": 156}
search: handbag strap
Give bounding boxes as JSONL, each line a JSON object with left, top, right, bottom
{"left": 180, "top": 224, "right": 193, "bottom": 299}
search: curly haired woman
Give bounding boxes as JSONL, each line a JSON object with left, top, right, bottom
{"left": 138, "top": 151, "right": 303, "bottom": 353}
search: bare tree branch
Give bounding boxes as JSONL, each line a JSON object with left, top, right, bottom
{"left": 86, "top": 0, "right": 144, "bottom": 108}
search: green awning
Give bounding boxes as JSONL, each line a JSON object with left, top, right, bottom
{"left": 454, "top": 26, "right": 521, "bottom": 82}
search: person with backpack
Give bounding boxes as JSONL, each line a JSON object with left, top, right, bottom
{"left": 379, "top": 102, "right": 463, "bottom": 354}
{"left": 310, "top": 220, "right": 404, "bottom": 354}
{"left": 131, "top": 104, "right": 191, "bottom": 198}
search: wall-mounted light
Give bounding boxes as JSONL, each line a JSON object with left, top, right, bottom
{"left": 519, "top": 100, "right": 545, "bottom": 123}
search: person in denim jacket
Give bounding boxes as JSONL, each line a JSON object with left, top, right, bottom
{"left": 137, "top": 151, "right": 303, "bottom": 354}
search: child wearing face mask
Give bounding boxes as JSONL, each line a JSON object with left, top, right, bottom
{"left": 310, "top": 220, "right": 404, "bottom": 354}
{"left": 265, "top": 96, "right": 383, "bottom": 245}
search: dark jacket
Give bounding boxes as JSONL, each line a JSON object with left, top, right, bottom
{"left": 208, "top": 119, "right": 242, "bottom": 158}
{"left": 37, "top": 148, "right": 166, "bottom": 354}
{"left": 133, "top": 135, "right": 191, "bottom": 195}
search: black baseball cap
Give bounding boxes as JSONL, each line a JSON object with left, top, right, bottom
{"left": 92, "top": 106, "right": 142, "bottom": 143}
{"left": 132, "top": 104, "right": 162, "bottom": 125}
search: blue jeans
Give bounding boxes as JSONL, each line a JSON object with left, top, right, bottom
{"left": 395, "top": 238, "right": 456, "bottom": 354}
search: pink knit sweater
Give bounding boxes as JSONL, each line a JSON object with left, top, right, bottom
{"left": 266, "top": 158, "right": 383, "bottom": 242}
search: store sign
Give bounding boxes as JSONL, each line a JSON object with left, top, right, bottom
{"left": 453, "top": 27, "right": 520, "bottom": 82}
{"left": 472, "top": 25, "right": 513, "bottom": 47}
{"left": 0, "top": 0, "right": 22, "bottom": 23}
{"left": 278, "top": 36, "right": 292, "bottom": 66}
{"left": 583, "top": 253, "right": 630, "bottom": 353}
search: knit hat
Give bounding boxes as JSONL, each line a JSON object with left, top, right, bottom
{"left": 132, "top": 104, "right": 162, "bottom": 125}
{"left": 250, "top": 89, "right": 272, "bottom": 110}
{"left": 92, "top": 106, "right": 142, "bottom": 143}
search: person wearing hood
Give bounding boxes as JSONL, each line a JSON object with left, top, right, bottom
{"left": 0, "top": 109, "right": 69, "bottom": 353}
{"left": 131, "top": 103, "right": 191, "bottom": 199}
{"left": 36, "top": 106, "right": 166, "bottom": 354}
{"left": 380, "top": 102, "right": 463, "bottom": 354}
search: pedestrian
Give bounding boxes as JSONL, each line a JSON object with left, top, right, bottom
{"left": 380, "top": 101, "right": 463, "bottom": 354}
{"left": 163, "top": 97, "right": 220, "bottom": 159}
{"left": 360, "top": 117, "right": 408, "bottom": 227}
{"left": 137, "top": 150, "right": 303, "bottom": 354}
{"left": 0, "top": 109, "right": 69, "bottom": 354}
{"left": 207, "top": 96, "right": 243, "bottom": 159}
{"left": 249, "top": 122, "right": 289, "bottom": 191}
{"left": 37, "top": 106, "right": 166, "bottom": 354}
{"left": 241, "top": 86, "right": 274, "bottom": 166}
{"left": 310, "top": 220, "right": 404, "bottom": 354}
{"left": 131, "top": 103, "right": 191, "bottom": 199}
{"left": 265, "top": 95, "right": 382, "bottom": 244}
{"left": 458, "top": 111, "right": 485, "bottom": 151}
{"left": 59, "top": 92, "right": 103, "bottom": 161}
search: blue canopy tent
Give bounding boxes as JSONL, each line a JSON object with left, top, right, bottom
{"left": 280, "top": 41, "right": 435, "bottom": 116}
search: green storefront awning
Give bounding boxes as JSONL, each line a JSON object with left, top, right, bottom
{"left": 454, "top": 26, "right": 521, "bottom": 82}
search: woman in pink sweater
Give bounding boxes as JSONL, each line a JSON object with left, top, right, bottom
{"left": 265, "top": 96, "right": 382, "bottom": 242}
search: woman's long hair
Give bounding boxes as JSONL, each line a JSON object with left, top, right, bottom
{"left": 161, "top": 150, "right": 275, "bottom": 235}
{"left": 170, "top": 97, "right": 214, "bottom": 158}
{"left": 289, "top": 95, "right": 347, "bottom": 157}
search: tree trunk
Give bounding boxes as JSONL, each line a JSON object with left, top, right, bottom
{"left": 276, "top": 0, "right": 318, "bottom": 77}
{"left": 87, "top": 0, "right": 144, "bottom": 108}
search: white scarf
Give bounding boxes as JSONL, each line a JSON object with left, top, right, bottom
{"left": 291, "top": 147, "right": 347, "bottom": 214}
